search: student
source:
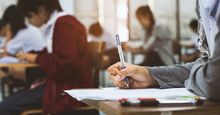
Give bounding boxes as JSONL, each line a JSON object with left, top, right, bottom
{"left": 0, "top": 5, "right": 46, "bottom": 55}
{"left": 189, "top": 19, "right": 199, "bottom": 47}
{"left": 108, "top": 0, "right": 220, "bottom": 101}
{"left": 125, "top": 5, "right": 175, "bottom": 66}
{"left": 88, "top": 22, "right": 118, "bottom": 68}
{"left": 0, "top": 0, "right": 93, "bottom": 115}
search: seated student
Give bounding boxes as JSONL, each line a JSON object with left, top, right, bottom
{"left": 88, "top": 22, "right": 118, "bottom": 68}
{"left": 0, "top": 0, "right": 92, "bottom": 115}
{"left": 125, "top": 5, "right": 175, "bottom": 66}
{"left": 0, "top": 5, "right": 46, "bottom": 81}
{"left": 183, "top": 19, "right": 200, "bottom": 62}
{"left": 108, "top": 0, "right": 220, "bottom": 101}
{"left": 189, "top": 19, "right": 199, "bottom": 47}
{"left": 0, "top": 5, "right": 46, "bottom": 56}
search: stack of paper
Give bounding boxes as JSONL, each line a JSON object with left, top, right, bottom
{"left": 65, "top": 88, "right": 198, "bottom": 103}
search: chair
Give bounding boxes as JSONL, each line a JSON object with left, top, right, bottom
{"left": 88, "top": 41, "right": 106, "bottom": 88}
{"left": 172, "top": 39, "right": 181, "bottom": 64}
{"left": 21, "top": 41, "right": 106, "bottom": 115}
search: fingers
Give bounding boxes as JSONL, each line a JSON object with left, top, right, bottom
{"left": 110, "top": 75, "right": 126, "bottom": 88}
{"left": 117, "top": 67, "right": 134, "bottom": 79}
{"left": 107, "top": 62, "right": 120, "bottom": 75}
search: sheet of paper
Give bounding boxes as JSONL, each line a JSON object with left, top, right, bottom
{"left": 64, "top": 87, "right": 197, "bottom": 101}
{"left": 0, "top": 56, "right": 20, "bottom": 64}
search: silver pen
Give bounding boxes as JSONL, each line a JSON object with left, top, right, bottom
{"left": 115, "top": 34, "right": 130, "bottom": 88}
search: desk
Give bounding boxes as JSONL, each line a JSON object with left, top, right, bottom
{"left": 82, "top": 100, "right": 220, "bottom": 115}
{"left": 0, "top": 63, "right": 38, "bottom": 68}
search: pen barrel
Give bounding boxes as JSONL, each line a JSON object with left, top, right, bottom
{"left": 117, "top": 45, "right": 125, "bottom": 68}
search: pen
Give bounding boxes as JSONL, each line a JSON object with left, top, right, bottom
{"left": 115, "top": 34, "right": 130, "bottom": 88}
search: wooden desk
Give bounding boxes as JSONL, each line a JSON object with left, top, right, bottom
{"left": 0, "top": 63, "right": 38, "bottom": 68}
{"left": 82, "top": 100, "right": 220, "bottom": 115}
{"left": 0, "top": 63, "right": 38, "bottom": 79}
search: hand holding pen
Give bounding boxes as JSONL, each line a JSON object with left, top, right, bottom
{"left": 108, "top": 35, "right": 159, "bottom": 89}
{"left": 115, "top": 34, "right": 130, "bottom": 88}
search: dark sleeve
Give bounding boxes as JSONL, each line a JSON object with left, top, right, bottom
{"left": 148, "top": 61, "right": 198, "bottom": 88}
{"left": 36, "top": 17, "right": 88, "bottom": 80}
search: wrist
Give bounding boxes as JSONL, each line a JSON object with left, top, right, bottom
{"left": 143, "top": 67, "right": 159, "bottom": 88}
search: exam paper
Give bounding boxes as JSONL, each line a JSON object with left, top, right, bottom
{"left": 0, "top": 56, "right": 20, "bottom": 64}
{"left": 64, "top": 88, "right": 197, "bottom": 101}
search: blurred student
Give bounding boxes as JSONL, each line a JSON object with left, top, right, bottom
{"left": 0, "top": 5, "right": 46, "bottom": 56}
{"left": 88, "top": 22, "right": 118, "bottom": 68}
{"left": 0, "top": 0, "right": 92, "bottom": 115}
{"left": 126, "top": 5, "right": 175, "bottom": 66}
{"left": 185, "top": 19, "right": 200, "bottom": 61}
{"left": 0, "top": 5, "right": 46, "bottom": 81}
{"left": 189, "top": 19, "right": 199, "bottom": 47}
{"left": 108, "top": 0, "right": 220, "bottom": 101}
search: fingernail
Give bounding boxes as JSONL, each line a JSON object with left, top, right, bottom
{"left": 115, "top": 75, "right": 122, "bottom": 81}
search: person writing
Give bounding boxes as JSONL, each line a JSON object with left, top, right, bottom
{"left": 108, "top": 0, "right": 220, "bottom": 101}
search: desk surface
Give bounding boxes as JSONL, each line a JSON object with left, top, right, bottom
{"left": 82, "top": 100, "right": 220, "bottom": 115}
{"left": 0, "top": 63, "right": 38, "bottom": 68}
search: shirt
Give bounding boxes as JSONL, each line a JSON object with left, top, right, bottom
{"left": 6, "top": 25, "right": 46, "bottom": 55}
{"left": 140, "top": 24, "right": 174, "bottom": 65}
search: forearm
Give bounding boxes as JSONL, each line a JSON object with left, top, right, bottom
{"left": 147, "top": 61, "right": 198, "bottom": 88}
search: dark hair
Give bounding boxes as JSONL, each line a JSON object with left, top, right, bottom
{"left": 17, "top": 0, "right": 63, "bottom": 17}
{"left": 2, "top": 5, "right": 26, "bottom": 37}
{"left": 0, "top": 19, "right": 6, "bottom": 30}
{"left": 89, "top": 22, "right": 103, "bottom": 37}
{"left": 189, "top": 19, "right": 198, "bottom": 30}
{"left": 136, "top": 5, "right": 155, "bottom": 35}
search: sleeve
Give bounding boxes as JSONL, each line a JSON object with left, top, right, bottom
{"left": 6, "top": 36, "right": 23, "bottom": 55}
{"left": 148, "top": 61, "right": 198, "bottom": 88}
{"left": 36, "top": 17, "right": 88, "bottom": 80}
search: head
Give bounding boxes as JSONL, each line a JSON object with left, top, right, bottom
{"left": 136, "top": 5, "right": 155, "bottom": 32}
{"left": 189, "top": 19, "right": 198, "bottom": 33}
{"left": 89, "top": 22, "right": 103, "bottom": 37}
{"left": 17, "top": 0, "right": 63, "bottom": 27}
{"left": 2, "top": 5, "right": 26, "bottom": 38}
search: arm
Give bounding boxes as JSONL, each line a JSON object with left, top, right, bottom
{"left": 184, "top": 19, "right": 220, "bottom": 100}
{"left": 148, "top": 61, "right": 198, "bottom": 88}
{"left": 150, "top": 18, "right": 220, "bottom": 101}
{"left": 6, "top": 36, "right": 23, "bottom": 55}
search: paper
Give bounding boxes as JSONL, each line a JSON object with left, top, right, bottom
{"left": 64, "top": 87, "right": 197, "bottom": 101}
{"left": 0, "top": 56, "right": 20, "bottom": 64}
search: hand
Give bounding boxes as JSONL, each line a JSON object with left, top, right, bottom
{"left": 107, "top": 62, "right": 159, "bottom": 89}
{"left": 17, "top": 52, "right": 38, "bottom": 63}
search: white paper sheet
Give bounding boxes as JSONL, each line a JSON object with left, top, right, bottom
{"left": 64, "top": 87, "right": 197, "bottom": 101}
{"left": 0, "top": 56, "right": 20, "bottom": 64}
